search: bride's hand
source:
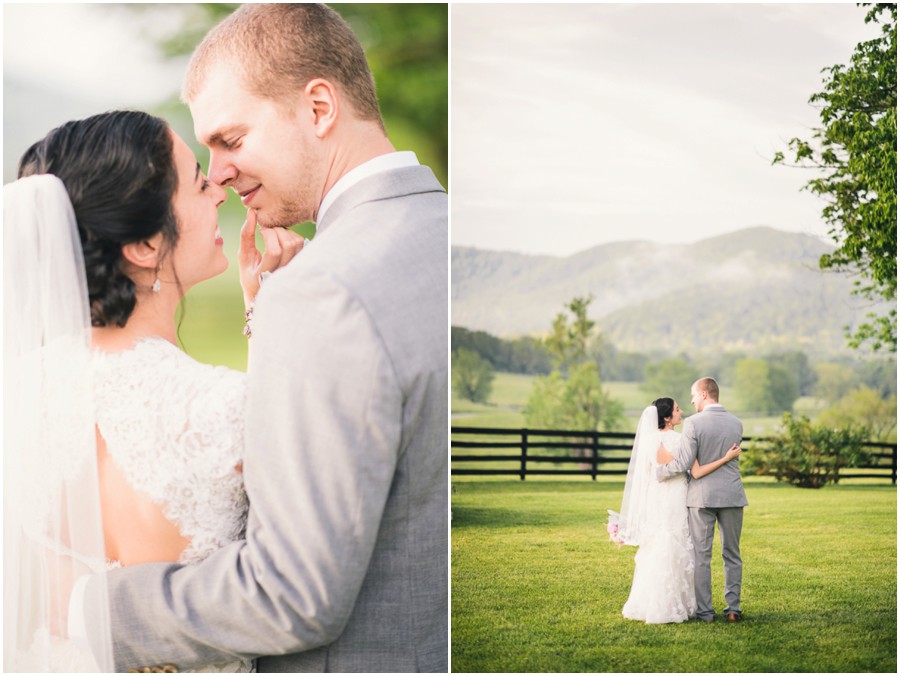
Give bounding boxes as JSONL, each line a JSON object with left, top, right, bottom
{"left": 238, "top": 208, "right": 306, "bottom": 305}
{"left": 724, "top": 444, "right": 742, "bottom": 461}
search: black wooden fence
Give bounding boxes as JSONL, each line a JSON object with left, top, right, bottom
{"left": 451, "top": 426, "right": 897, "bottom": 484}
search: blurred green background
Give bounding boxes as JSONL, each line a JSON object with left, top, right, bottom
{"left": 141, "top": 3, "right": 448, "bottom": 370}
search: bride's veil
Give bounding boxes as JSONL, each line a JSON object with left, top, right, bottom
{"left": 616, "top": 405, "right": 660, "bottom": 546}
{"left": 3, "top": 175, "right": 114, "bottom": 671}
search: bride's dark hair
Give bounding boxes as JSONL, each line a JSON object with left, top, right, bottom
{"left": 651, "top": 397, "right": 675, "bottom": 430}
{"left": 18, "top": 110, "right": 179, "bottom": 328}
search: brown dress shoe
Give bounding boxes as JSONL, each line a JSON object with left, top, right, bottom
{"left": 726, "top": 612, "right": 743, "bottom": 622}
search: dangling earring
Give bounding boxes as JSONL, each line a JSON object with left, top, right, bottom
{"left": 151, "top": 270, "right": 161, "bottom": 293}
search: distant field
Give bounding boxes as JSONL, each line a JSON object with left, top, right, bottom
{"left": 452, "top": 372, "right": 811, "bottom": 436}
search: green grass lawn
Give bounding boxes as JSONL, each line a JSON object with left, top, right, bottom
{"left": 451, "top": 481, "right": 896, "bottom": 673}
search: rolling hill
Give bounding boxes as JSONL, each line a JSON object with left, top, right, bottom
{"left": 451, "top": 226, "right": 890, "bottom": 356}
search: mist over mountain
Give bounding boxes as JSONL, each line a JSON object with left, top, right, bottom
{"left": 451, "top": 226, "right": 888, "bottom": 357}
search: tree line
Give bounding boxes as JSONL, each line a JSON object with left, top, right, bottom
{"left": 452, "top": 321, "right": 897, "bottom": 439}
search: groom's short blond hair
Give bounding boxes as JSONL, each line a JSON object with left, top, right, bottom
{"left": 182, "top": 3, "right": 383, "bottom": 127}
{"left": 695, "top": 377, "right": 720, "bottom": 402}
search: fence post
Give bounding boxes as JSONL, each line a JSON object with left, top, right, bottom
{"left": 591, "top": 431, "right": 599, "bottom": 481}
{"left": 520, "top": 429, "right": 528, "bottom": 481}
{"left": 893, "top": 444, "right": 897, "bottom": 486}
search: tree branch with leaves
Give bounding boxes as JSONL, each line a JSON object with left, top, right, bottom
{"left": 774, "top": 3, "right": 897, "bottom": 352}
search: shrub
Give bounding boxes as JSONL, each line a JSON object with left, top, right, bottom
{"left": 744, "top": 413, "right": 872, "bottom": 488}
{"left": 452, "top": 348, "right": 495, "bottom": 403}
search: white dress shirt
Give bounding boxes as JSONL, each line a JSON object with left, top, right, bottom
{"left": 316, "top": 151, "right": 419, "bottom": 227}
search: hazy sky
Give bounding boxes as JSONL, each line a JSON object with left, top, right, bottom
{"left": 3, "top": 3, "right": 188, "bottom": 181}
{"left": 4, "top": 3, "right": 183, "bottom": 106}
{"left": 451, "top": 3, "right": 881, "bottom": 256}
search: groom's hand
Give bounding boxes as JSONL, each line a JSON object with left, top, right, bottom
{"left": 238, "top": 208, "right": 305, "bottom": 305}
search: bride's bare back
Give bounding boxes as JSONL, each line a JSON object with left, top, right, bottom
{"left": 91, "top": 337, "right": 248, "bottom": 567}
{"left": 97, "top": 429, "right": 189, "bottom": 565}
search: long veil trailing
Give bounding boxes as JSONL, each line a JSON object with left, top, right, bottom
{"left": 3, "top": 175, "right": 114, "bottom": 671}
{"left": 614, "top": 405, "right": 660, "bottom": 547}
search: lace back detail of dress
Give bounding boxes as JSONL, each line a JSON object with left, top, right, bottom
{"left": 92, "top": 338, "right": 249, "bottom": 565}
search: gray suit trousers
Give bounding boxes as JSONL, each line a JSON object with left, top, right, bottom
{"left": 689, "top": 506, "right": 743, "bottom": 619}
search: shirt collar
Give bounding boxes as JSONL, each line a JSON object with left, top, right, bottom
{"left": 316, "top": 151, "right": 419, "bottom": 225}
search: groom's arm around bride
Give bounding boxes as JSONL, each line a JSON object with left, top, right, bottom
{"left": 81, "top": 5, "right": 447, "bottom": 672}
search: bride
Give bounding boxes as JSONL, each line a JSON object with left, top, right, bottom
{"left": 612, "top": 398, "right": 740, "bottom": 624}
{"left": 3, "top": 111, "right": 303, "bottom": 671}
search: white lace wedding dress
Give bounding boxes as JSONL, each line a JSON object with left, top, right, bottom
{"left": 92, "top": 336, "right": 252, "bottom": 672}
{"left": 621, "top": 429, "right": 696, "bottom": 624}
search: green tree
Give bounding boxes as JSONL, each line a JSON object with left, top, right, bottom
{"left": 774, "top": 4, "right": 897, "bottom": 352}
{"left": 452, "top": 349, "right": 494, "bottom": 404}
{"left": 640, "top": 358, "right": 700, "bottom": 402}
{"left": 523, "top": 363, "right": 624, "bottom": 432}
{"left": 765, "top": 351, "right": 818, "bottom": 396}
{"left": 524, "top": 296, "right": 624, "bottom": 435}
{"left": 711, "top": 351, "right": 748, "bottom": 387}
{"left": 818, "top": 385, "right": 897, "bottom": 441}
{"left": 856, "top": 356, "right": 898, "bottom": 396}
{"left": 450, "top": 326, "right": 551, "bottom": 375}
{"left": 734, "top": 358, "right": 799, "bottom": 415}
{"left": 544, "top": 295, "right": 595, "bottom": 374}
{"left": 813, "top": 362, "right": 859, "bottom": 403}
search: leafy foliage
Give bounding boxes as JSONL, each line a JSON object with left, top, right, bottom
{"left": 818, "top": 385, "right": 898, "bottom": 441}
{"left": 592, "top": 339, "right": 651, "bottom": 382}
{"left": 764, "top": 351, "right": 818, "bottom": 396}
{"left": 734, "top": 358, "right": 799, "bottom": 414}
{"left": 524, "top": 297, "right": 624, "bottom": 434}
{"left": 640, "top": 358, "right": 700, "bottom": 401}
{"left": 856, "top": 355, "right": 898, "bottom": 396}
{"left": 450, "top": 326, "right": 551, "bottom": 375}
{"left": 523, "top": 363, "right": 624, "bottom": 432}
{"left": 744, "top": 414, "right": 872, "bottom": 488}
{"left": 452, "top": 348, "right": 495, "bottom": 404}
{"left": 774, "top": 4, "right": 897, "bottom": 352}
{"left": 813, "top": 362, "right": 859, "bottom": 403}
{"left": 544, "top": 296, "right": 595, "bottom": 373}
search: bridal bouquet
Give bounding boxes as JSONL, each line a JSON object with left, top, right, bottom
{"left": 606, "top": 510, "right": 621, "bottom": 544}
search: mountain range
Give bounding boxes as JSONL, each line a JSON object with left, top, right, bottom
{"left": 451, "top": 226, "right": 890, "bottom": 357}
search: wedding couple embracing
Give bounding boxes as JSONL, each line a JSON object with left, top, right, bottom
{"left": 3, "top": 4, "right": 447, "bottom": 673}
{"left": 610, "top": 377, "right": 748, "bottom": 624}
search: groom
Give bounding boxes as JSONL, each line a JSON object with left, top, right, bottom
{"left": 82, "top": 4, "right": 447, "bottom": 672}
{"left": 657, "top": 377, "right": 747, "bottom": 623}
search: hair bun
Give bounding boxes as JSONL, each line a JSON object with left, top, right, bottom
{"left": 81, "top": 239, "right": 136, "bottom": 328}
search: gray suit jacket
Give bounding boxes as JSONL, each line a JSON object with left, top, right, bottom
{"left": 657, "top": 405, "right": 748, "bottom": 508}
{"left": 86, "top": 165, "right": 448, "bottom": 672}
